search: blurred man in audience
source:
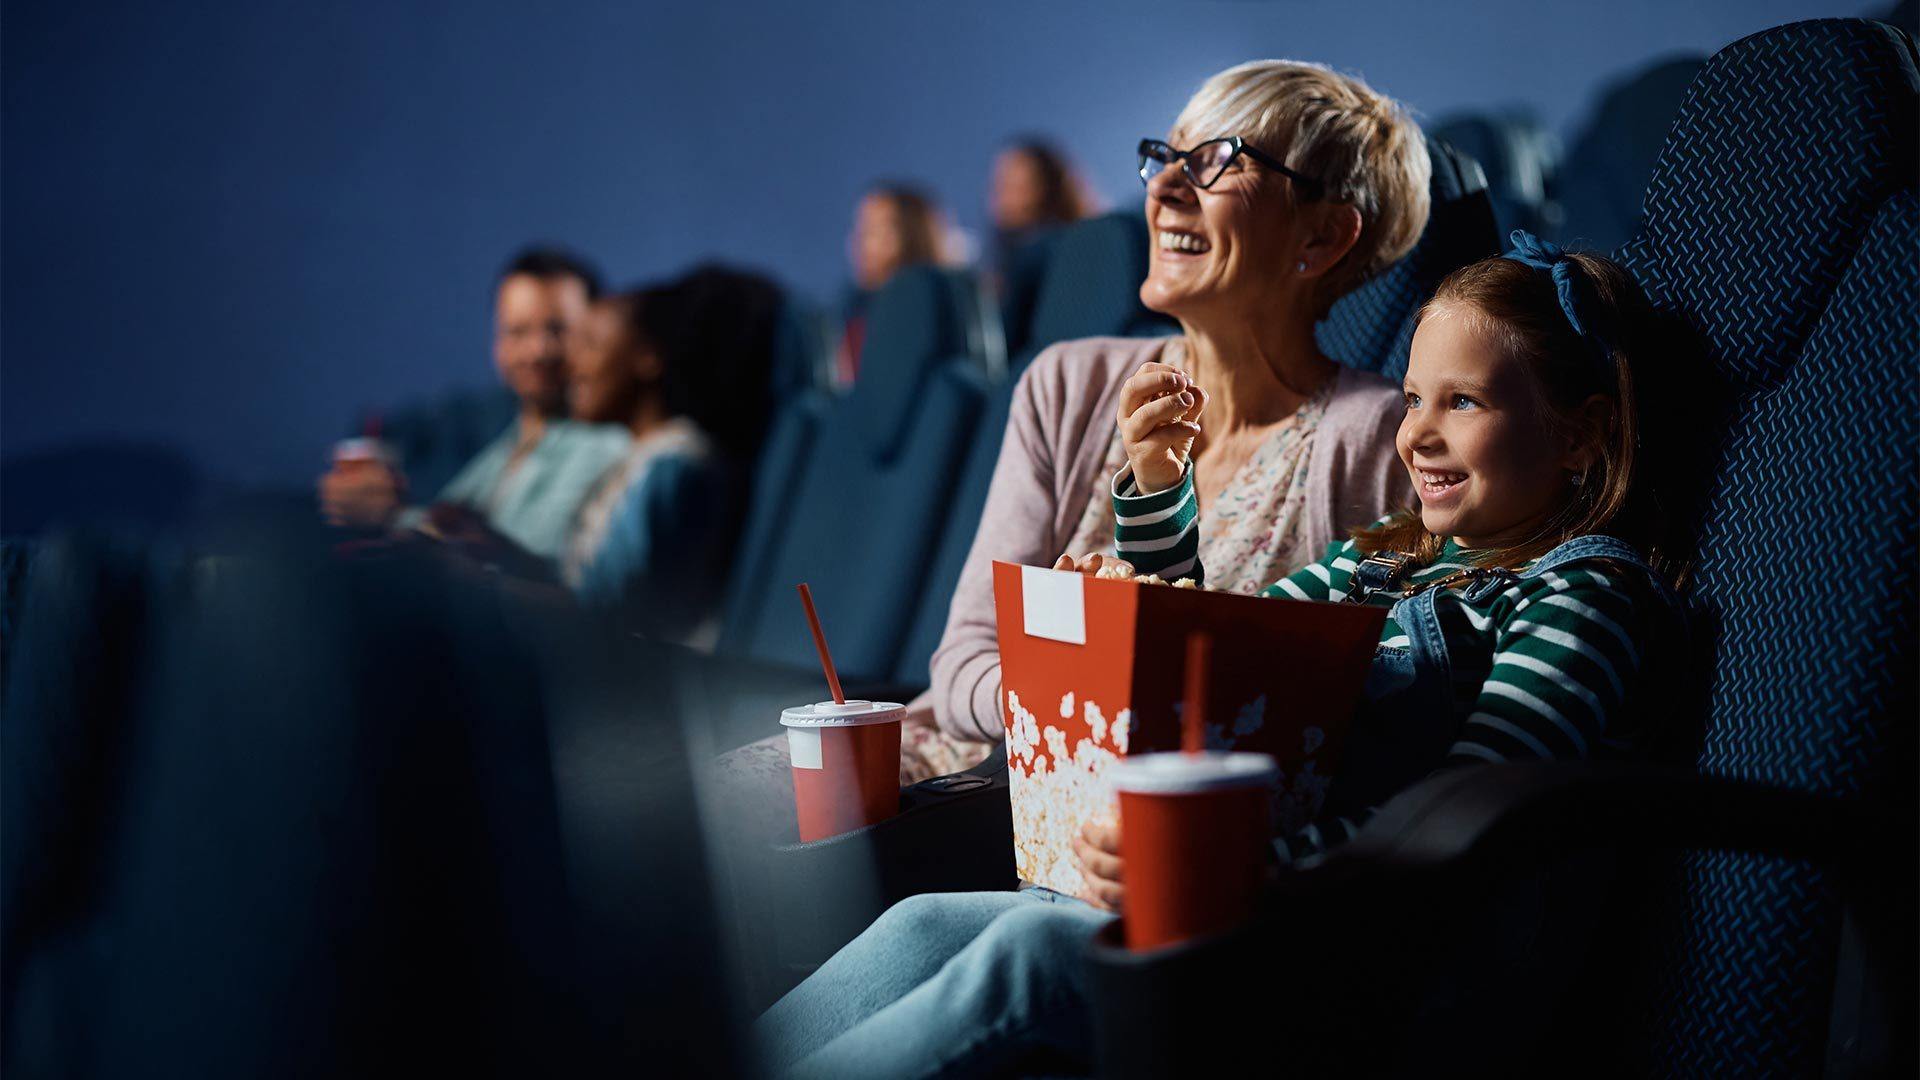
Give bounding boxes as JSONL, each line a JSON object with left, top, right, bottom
{"left": 834, "top": 182, "right": 954, "bottom": 386}
{"left": 318, "top": 247, "right": 630, "bottom": 559}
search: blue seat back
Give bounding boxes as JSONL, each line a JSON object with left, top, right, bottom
{"left": 891, "top": 211, "right": 1178, "bottom": 687}
{"left": 1012, "top": 211, "right": 1176, "bottom": 375}
{"left": 720, "top": 266, "right": 986, "bottom": 680}
{"left": 1556, "top": 57, "right": 1706, "bottom": 252}
{"left": 1614, "top": 18, "right": 1917, "bottom": 1072}
{"left": 1314, "top": 135, "right": 1501, "bottom": 380}
{"left": 1430, "top": 112, "right": 1562, "bottom": 238}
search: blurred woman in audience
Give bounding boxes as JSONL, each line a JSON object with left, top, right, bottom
{"left": 560, "top": 266, "right": 783, "bottom": 641}
{"left": 988, "top": 137, "right": 1098, "bottom": 350}
{"left": 835, "top": 182, "right": 955, "bottom": 386}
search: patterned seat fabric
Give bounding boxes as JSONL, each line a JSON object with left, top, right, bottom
{"left": 1614, "top": 18, "right": 1918, "bottom": 1074}
{"left": 1314, "top": 135, "right": 1501, "bottom": 380}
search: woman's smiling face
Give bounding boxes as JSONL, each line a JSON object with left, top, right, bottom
{"left": 1398, "top": 305, "right": 1583, "bottom": 549}
{"left": 1138, "top": 132, "right": 1300, "bottom": 323}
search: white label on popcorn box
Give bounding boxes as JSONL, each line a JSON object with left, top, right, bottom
{"left": 1020, "top": 566, "right": 1086, "bottom": 645}
{"left": 787, "top": 728, "right": 824, "bottom": 769}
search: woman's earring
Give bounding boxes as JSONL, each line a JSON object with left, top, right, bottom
{"left": 1296, "top": 261, "right": 1308, "bottom": 272}
{"left": 1570, "top": 471, "right": 1586, "bottom": 488}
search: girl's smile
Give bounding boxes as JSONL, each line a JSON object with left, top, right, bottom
{"left": 1399, "top": 307, "right": 1587, "bottom": 550}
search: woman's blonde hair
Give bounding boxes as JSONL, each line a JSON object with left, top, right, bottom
{"left": 1174, "top": 60, "right": 1431, "bottom": 315}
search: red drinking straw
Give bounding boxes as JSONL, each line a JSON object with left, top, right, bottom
{"left": 1182, "top": 631, "right": 1211, "bottom": 754}
{"left": 796, "top": 583, "right": 847, "bottom": 704}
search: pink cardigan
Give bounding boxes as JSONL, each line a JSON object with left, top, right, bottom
{"left": 927, "top": 336, "right": 1413, "bottom": 742}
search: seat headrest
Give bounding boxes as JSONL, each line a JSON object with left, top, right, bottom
{"left": 845, "top": 266, "right": 966, "bottom": 461}
{"left": 1025, "top": 212, "right": 1167, "bottom": 349}
{"left": 1620, "top": 18, "right": 1918, "bottom": 384}
{"left": 1315, "top": 134, "right": 1501, "bottom": 378}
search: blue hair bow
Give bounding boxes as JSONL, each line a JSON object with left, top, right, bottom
{"left": 1501, "top": 229, "right": 1608, "bottom": 358}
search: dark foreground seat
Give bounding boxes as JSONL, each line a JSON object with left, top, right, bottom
{"left": 1085, "top": 17, "right": 1919, "bottom": 1078}
{"left": 3, "top": 521, "right": 740, "bottom": 1077}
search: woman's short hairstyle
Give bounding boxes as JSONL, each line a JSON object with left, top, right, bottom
{"left": 1173, "top": 60, "right": 1431, "bottom": 314}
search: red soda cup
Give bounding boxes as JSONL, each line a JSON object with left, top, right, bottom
{"left": 1111, "top": 751, "right": 1279, "bottom": 950}
{"left": 781, "top": 700, "right": 905, "bottom": 842}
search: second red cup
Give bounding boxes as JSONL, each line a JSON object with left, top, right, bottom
{"left": 1112, "top": 750, "right": 1280, "bottom": 951}
{"left": 781, "top": 700, "right": 905, "bottom": 843}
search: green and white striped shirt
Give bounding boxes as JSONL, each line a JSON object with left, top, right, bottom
{"left": 1114, "top": 466, "right": 1663, "bottom": 861}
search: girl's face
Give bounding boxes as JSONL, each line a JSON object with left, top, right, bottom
{"left": 1398, "top": 306, "right": 1588, "bottom": 549}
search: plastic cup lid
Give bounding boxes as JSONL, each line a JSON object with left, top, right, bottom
{"left": 779, "top": 699, "right": 907, "bottom": 728}
{"left": 1109, "top": 751, "right": 1280, "bottom": 794}
{"left": 334, "top": 437, "right": 392, "bottom": 461}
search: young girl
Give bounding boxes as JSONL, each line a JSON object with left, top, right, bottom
{"left": 752, "top": 233, "right": 1685, "bottom": 1079}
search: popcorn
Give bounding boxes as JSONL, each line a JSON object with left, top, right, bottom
{"left": 1094, "top": 563, "right": 1136, "bottom": 580}
{"left": 1009, "top": 699, "right": 1123, "bottom": 895}
{"left": 1060, "top": 692, "right": 1075, "bottom": 719}
{"left": 1171, "top": 578, "right": 1201, "bottom": 589}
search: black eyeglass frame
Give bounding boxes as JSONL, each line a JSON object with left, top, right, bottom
{"left": 1137, "top": 136, "right": 1324, "bottom": 199}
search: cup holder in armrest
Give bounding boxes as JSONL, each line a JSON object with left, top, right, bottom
{"left": 762, "top": 745, "right": 1015, "bottom": 976}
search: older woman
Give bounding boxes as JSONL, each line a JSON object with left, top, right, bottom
{"left": 751, "top": 60, "right": 1430, "bottom": 1079}
{"left": 908, "top": 58, "right": 1428, "bottom": 778}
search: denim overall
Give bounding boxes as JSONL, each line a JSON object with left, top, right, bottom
{"left": 1327, "top": 534, "right": 1679, "bottom": 818}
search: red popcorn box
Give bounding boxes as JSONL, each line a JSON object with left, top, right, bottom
{"left": 992, "top": 561, "right": 1386, "bottom": 899}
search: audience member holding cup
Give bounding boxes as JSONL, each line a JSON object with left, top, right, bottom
{"left": 752, "top": 224, "right": 1690, "bottom": 1077}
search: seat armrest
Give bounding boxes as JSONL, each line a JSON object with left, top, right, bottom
{"left": 756, "top": 749, "right": 1015, "bottom": 990}
{"left": 1301, "top": 761, "right": 1876, "bottom": 885}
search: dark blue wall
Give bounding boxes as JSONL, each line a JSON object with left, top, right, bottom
{"left": 1, "top": 0, "right": 1874, "bottom": 494}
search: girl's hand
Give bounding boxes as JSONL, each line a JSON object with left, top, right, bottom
{"left": 1117, "top": 361, "right": 1208, "bottom": 495}
{"left": 1052, "top": 553, "right": 1136, "bottom": 577}
{"left": 1073, "top": 818, "right": 1125, "bottom": 911}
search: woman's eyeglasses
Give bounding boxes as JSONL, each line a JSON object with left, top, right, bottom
{"left": 1137, "top": 137, "right": 1323, "bottom": 198}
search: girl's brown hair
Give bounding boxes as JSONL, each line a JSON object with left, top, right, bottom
{"left": 1354, "top": 249, "right": 1682, "bottom": 582}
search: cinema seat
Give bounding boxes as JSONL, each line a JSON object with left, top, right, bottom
{"left": 3, "top": 526, "right": 738, "bottom": 1077}
{"left": 717, "top": 264, "right": 987, "bottom": 683}
{"left": 1430, "top": 111, "right": 1562, "bottom": 238}
{"left": 1086, "top": 17, "right": 1918, "bottom": 1077}
{"left": 1314, "top": 134, "right": 1501, "bottom": 381}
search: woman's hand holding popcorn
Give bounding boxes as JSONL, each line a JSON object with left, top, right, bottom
{"left": 1117, "top": 361, "right": 1208, "bottom": 495}
{"left": 1051, "top": 552, "right": 1137, "bottom": 577}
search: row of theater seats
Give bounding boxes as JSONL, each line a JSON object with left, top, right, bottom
{"left": 779, "top": 16, "right": 1916, "bottom": 1077}
{"left": 6, "top": 15, "right": 1909, "bottom": 1075}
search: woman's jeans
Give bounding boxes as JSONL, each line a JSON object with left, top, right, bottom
{"left": 753, "top": 889, "right": 1112, "bottom": 1079}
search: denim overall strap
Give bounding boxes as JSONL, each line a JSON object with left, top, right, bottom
{"left": 1479, "top": 533, "right": 1679, "bottom": 610}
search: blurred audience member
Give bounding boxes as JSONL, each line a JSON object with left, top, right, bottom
{"left": 988, "top": 136, "right": 1098, "bottom": 350}
{"left": 318, "top": 247, "right": 630, "bottom": 559}
{"left": 560, "top": 266, "right": 784, "bottom": 642}
{"left": 835, "top": 182, "right": 953, "bottom": 386}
